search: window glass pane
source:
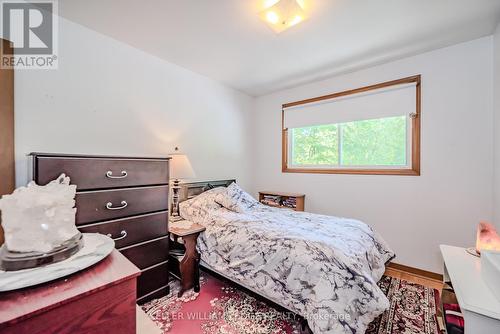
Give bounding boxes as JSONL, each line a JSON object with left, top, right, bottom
{"left": 291, "top": 124, "right": 339, "bottom": 165}
{"left": 340, "top": 116, "right": 407, "bottom": 166}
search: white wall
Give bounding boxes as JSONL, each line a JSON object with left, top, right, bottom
{"left": 14, "top": 18, "right": 254, "bottom": 189}
{"left": 13, "top": 15, "right": 497, "bottom": 274}
{"left": 494, "top": 23, "right": 500, "bottom": 228}
{"left": 252, "top": 37, "right": 494, "bottom": 273}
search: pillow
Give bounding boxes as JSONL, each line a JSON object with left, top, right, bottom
{"left": 179, "top": 187, "right": 227, "bottom": 224}
{"left": 214, "top": 182, "right": 259, "bottom": 213}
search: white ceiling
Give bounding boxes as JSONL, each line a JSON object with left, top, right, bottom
{"left": 59, "top": 0, "right": 500, "bottom": 96}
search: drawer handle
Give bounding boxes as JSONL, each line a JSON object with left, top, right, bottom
{"left": 106, "top": 170, "right": 128, "bottom": 179}
{"left": 107, "top": 230, "right": 127, "bottom": 241}
{"left": 106, "top": 200, "right": 128, "bottom": 210}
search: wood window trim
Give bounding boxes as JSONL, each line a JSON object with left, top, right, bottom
{"left": 281, "top": 75, "right": 421, "bottom": 176}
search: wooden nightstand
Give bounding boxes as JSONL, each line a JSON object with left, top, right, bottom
{"left": 168, "top": 221, "right": 206, "bottom": 297}
{"left": 258, "top": 191, "right": 305, "bottom": 211}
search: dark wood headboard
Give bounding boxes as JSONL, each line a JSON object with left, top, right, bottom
{"left": 178, "top": 179, "right": 235, "bottom": 203}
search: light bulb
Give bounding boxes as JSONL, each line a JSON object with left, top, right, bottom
{"left": 266, "top": 11, "right": 280, "bottom": 24}
{"left": 288, "top": 15, "right": 303, "bottom": 27}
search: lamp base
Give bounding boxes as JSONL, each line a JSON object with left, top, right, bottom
{"left": 169, "top": 215, "right": 183, "bottom": 223}
{"left": 171, "top": 179, "right": 181, "bottom": 217}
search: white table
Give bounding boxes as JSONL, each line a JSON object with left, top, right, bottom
{"left": 440, "top": 245, "right": 500, "bottom": 333}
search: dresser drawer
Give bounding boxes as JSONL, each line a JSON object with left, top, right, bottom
{"left": 120, "top": 237, "right": 169, "bottom": 269}
{"left": 78, "top": 211, "right": 168, "bottom": 248}
{"left": 34, "top": 156, "right": 169, "bottom": 190}
{"left": 76, "top": 186, "right": 168, "bottom": 225}
{"left": 137, "top": 263, "right": 169, "bottom": 298}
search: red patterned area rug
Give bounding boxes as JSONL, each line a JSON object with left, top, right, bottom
{"left": 141, "top": 272, "right": 440, "bottom": 334}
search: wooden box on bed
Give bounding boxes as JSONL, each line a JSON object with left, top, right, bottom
{"left": 30, "top": 153, "right": 170, "bottom": 303}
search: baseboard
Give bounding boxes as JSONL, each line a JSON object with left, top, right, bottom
{"left": 387, "top": 262, "right": 443, "bottom": 282}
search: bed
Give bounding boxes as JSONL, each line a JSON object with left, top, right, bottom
{"left": 177, "top": 180, "right": 395, "bottom": 334}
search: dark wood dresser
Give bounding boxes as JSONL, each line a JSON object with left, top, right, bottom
{"left": 29, "top": 153, "right": 170, "bottom": 303}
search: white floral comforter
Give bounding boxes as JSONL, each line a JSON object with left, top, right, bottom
{"left": 180, "top": 191, "right": 394, "bottom": 334}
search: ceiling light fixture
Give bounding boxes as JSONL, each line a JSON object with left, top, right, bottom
{"left": 259, "top": 0, "right": 307, "bottom": 33}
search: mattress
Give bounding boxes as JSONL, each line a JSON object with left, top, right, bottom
{"left": 180, "top": 187, "right": 395, "bottom": 334}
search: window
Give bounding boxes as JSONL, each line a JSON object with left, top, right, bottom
{"left": 282, "top": 75, "right": 420, "bottom": 175}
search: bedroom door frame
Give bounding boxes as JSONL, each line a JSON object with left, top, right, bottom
{"left": 0, "top": 38, "right": 15, "bottom": 245}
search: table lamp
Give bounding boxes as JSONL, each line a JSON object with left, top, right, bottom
{"left": 169, "top": 147, "right": 196, "bottom": 221}
{"left": 467, "top": 221, "right": 500, "bottom": 256}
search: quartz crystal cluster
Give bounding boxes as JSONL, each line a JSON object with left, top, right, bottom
{"left": 0, "top": 174, "right": 79, "bottom": 253}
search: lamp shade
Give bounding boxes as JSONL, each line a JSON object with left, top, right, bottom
{"left": 259, "top": 0, "right": 306, "bottom": 33}
{"left": 169, "top": 153, "right": 196, "bottom": 180}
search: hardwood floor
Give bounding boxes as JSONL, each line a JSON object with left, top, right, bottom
{"left": 385, "top": 265, "right": 444, "bottom": 292}
{"left": 136, "top": 305, "right": 161, "bottom": 334}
